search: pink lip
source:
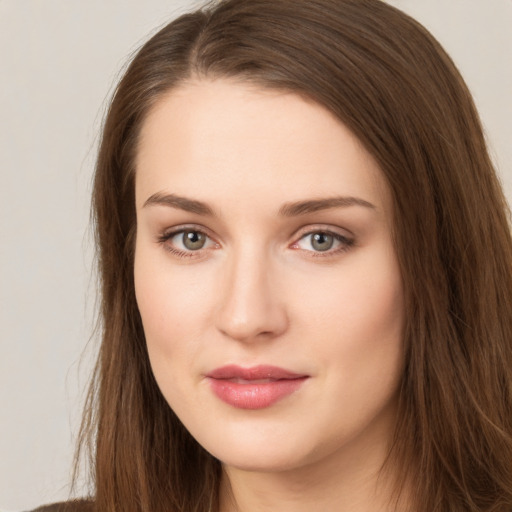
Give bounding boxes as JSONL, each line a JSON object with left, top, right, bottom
{"left": 206, "top": 365, "right": 308, "bottom": 410}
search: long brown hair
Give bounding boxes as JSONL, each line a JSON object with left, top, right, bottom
{"left": 79, "top": 0, "right": 512, "bottom": 510}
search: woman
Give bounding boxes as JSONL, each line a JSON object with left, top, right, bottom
{"left": 34, "top": 0, "right": 512, "bottom": 511}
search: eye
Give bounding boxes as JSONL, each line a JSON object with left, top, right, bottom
{"left": 292, "top": 230, "right": 354, "bottom": 255}
{"left": 308, "top": 232, "right": 335, "bottom": 252}
{"left": 158, "top": 228, "right": 217, "bottom": 257}
{"left": 179, "top": 230, "right": 208, "bottom": 250}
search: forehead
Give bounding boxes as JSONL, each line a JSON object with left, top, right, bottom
{"left": 135, "top": 79, "right": 391, "bottom": 216}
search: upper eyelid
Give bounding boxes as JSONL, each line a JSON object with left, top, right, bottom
{"left": 292, "top": 230, "right": 353, "bottom": 248}
{"left": 160, "top": 224, "right": 216, "bottom": 240}
{"left": 156, "top": 223, "right": 354, "bottom": 246}
{"left": 292, "top": 223, "right": 354, "bottom": 240}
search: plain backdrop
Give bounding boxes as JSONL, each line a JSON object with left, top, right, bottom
{"left": 0, "top": 1, "right": 510, "bottom": 510}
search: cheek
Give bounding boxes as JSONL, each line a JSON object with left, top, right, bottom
{"left": 134, "top": 241, "right": 214, "bottom": 340}
{"left": 297, "top": 248, "right": 403, "bottom": 343}
{"left": 296, "top": 247, "right": 404, "bottom": 395}
{"left": 134, "top": 246, "right": 207, "bottom": 387}
{"left": 134, "top": 243, "right": 236, "bottom": 426}
{"left": 134, "top": 257, "right": 208, "bottom": 418}
{"left": 299, "top": 263, "right": 403, "bottom": 450}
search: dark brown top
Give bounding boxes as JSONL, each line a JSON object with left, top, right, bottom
{"left": 30, "top": 500, "right": 94, "bottom": 512}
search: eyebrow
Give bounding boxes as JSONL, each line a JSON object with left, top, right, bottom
{"left": 142, "top": 192, "right": 375, "bottom": 216}
{"left": 143, "top": 192, "right": 214, "bottom": 215}
{"left": 278, "top": 196, "right": 376, "bottom": 216}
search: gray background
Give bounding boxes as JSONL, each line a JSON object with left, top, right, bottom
{"left": 0, "top": 1, "right": 510, "bottom": 510}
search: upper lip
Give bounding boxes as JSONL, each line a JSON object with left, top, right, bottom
{"left": 206, "top": 365, "right": 307, "bottom": 380}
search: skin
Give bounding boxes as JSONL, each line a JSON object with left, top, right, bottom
{"left": 134, "top": 79, "right": 405, "bottom": 512}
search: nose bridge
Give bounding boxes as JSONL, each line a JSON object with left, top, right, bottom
{"left": 216, "top": 242, "right": 288, "bottom": 342}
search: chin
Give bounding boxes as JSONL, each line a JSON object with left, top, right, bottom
{"left": 212, "top": 444, "right": 311, "bottom": 473}
{"left": 193, "top": 420, "right": 326, "bottom": 473}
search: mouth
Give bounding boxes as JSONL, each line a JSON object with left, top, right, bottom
{"left": 205, "top": 365, "right": 309, "bottom": 410}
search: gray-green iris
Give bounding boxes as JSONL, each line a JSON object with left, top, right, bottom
{"left": 183, "top": 231, "right": 206, "bottom": 250}
{"left": 311, "top": 232, "right": 334, "bottom": 251}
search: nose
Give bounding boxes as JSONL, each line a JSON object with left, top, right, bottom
{"left": 215, "top": 247, "right": 289, "bottom": 343}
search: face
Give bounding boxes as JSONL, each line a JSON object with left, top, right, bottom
{"left": 134, "top": 79, "right": 404, "bottom": 475}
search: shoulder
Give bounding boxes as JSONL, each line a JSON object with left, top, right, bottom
{"left": 29, "top": 500, "right": 94, "bottom": 512}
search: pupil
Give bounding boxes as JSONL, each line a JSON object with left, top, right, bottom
{"left": 183, "top": 231, "right": 205, "bottom": 250}
{"left": 312, "top": 233, "right": 333, "bottom": 251}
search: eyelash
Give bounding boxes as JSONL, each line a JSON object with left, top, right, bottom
{"left": 156, "top": 226, "right": 217, "bottom": 259}
{"left": 156, "top": 226, "right": 355, "bottom": 259}
{"left": 291, "top": 230, "right": 355, "bottom": 258}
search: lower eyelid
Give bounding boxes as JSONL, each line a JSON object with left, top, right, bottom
{"left": 306, "top": 237, "right": 355, "bottom": 257}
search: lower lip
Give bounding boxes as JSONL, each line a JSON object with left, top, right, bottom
{"left": 207, "top": 377, "right": 308, "bottom": 410}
